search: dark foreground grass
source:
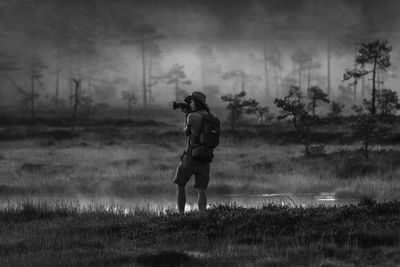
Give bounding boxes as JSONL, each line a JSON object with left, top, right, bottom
{"left": 1, "top": 201, "right": 400, "bottom": 266}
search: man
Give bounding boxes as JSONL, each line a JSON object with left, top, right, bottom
{"left": 173, "top": 91, "right": 213, "bottom": 214}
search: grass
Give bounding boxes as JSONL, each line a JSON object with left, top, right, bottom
{"left": 0, "top": 125, "right": 400, "bottom": 200}
{"left": 1, "top": 201, "right": 400, "bottom": 266}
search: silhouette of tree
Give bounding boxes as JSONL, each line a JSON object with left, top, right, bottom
{"left": 307, "top": 86, "right": 330, "bottom": 116}
{"left": 221, "top": 91, "right": 257, "bottom": 131}
{"left": 344, "top": 39, "right": 392, "bottom": 115}
{"left": 376, "top": 89, "right": 400, "bottom": 116}
{"left": 328, "top": 101, "right": 345, "bottom": 117}
{"left": 274, "top": 88, "right": 322, "bottom": 157}
{"left": 352, "top": 115, "right": 392, "bottom": 159}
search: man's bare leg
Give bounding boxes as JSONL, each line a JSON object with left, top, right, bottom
{"left": 177, "top": 185, "right": 186, "bottom": 214}
{"left": 197, "top": 189, "right": 207, "bottom": 211}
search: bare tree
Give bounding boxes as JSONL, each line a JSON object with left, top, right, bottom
{"left": 71, "top": 78, "right": 81, "bottom": 132}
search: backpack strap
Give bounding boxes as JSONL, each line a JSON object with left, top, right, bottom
{"left": 189, "top": 110, "right": 207, "bottom": 148}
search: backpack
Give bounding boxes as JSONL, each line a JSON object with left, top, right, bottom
{"left": 191, "top": 112, "right": 220, "bottom": 163}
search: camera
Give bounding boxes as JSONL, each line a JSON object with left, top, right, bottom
{"left": 172, "top": 101, "right": 189, "bottom": 110}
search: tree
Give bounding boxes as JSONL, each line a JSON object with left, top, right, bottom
{"left": 352, "top": 115, "right": 392, "bottom": 159}
{"left": 242, "top": 98, "right": 261, "bottom": 116}
{"left": 308, "top": 0, "right": 367, "bottom": 97}
{"left": 307, "top": 86, "right": 330, "bottom": 116}
{"left": 343, "top": 67, "right": 363, "bottom": 103}
{"left": 255, "top": 106, "right": 271, "bottom": 124}
{"left": 260, "top": 36, "right": 282, "bottom": 101}
{"left": 164, "top": 64, "right": 191, "bottom": 102}
{"left": 376, "top": 89, "right": 400, "bottom": 116}
{"left": 352, "top": 99, "right": 373, "bottom": 116}
{"left": 344, "top": 39, "right": 392, "bottom": 115}
{"left": 220, "top": 91, "right": 256, "bottom": 131}
{"left": 269, "top": 49, "right": 284, "bottom": 99}
{"left": 122, "top": 90, "right": 137, "bottom": 120}
{"left": 29, "top": 57, "right": 47, "bottom": 120}
{"left": 47, "top": 16, "right": 73, "bottom": 111}
{"left": 121, "top": 23, "right": 164, "bottom": 108}
{"left": 328, "top": 101, "right": 345, "bottom": 117}
{"left": 245, "top": 5, "right": 294, "bottom": 101}
{"left": 306, "top": 61, "right": 322, "bottom": 90}
{"left": 274, "top": 89, "right": 321, "bottom": 157}
{"left": 145, "top": 41, "right": 162, "bottom": 106}
{"left": 244, "top": 99, "right": 270, "bottom": 124}
{"left": 291, "top": 49, "right": 311, "bottom": 89}
{"left": 0, "top": 54, "right": 20, "bottom": 107}
{"left": 70, "top": 78, "right": 81, "bottom": 132}
{"left": 288, "top": 85, "right": 303, "bottom": 99}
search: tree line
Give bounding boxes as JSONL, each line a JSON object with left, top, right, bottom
{"left": 221, "top": 39, "right": 398, "bottom": 159}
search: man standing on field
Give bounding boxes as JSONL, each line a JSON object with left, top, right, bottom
{"left": 173, "top": 91, "right": 220, "bottom": 214}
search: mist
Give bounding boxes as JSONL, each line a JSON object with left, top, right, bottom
{"left": 1, "top": 0, "right": 400, "bottom": 111}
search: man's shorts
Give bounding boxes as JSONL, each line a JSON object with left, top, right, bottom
{"left": 173, "top": 154, "right": 210, "bottom": 190}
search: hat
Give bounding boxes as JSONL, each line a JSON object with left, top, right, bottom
{"left": 184, "top": 91, "right": 206, "bottom": 104}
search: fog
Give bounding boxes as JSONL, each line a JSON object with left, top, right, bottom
{"left": 1, "top": 0, "right": 400, "bottom": 110}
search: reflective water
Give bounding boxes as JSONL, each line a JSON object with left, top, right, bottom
{"left": 0, "top": 192, "right": 359, "bottom": 214}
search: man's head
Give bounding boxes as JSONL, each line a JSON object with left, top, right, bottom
{"left": 184, "top": 91, "right": 208, "bottom": 111}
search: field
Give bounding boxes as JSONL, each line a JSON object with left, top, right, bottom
{"left": 1, "top": 110, "right": 400, "bottom": 266}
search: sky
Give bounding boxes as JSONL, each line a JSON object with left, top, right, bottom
{"left": 1, "top": 0, "right": 400, "bottom": 108}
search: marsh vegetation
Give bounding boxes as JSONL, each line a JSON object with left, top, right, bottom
{"left": 1, "top": 200, "right": 400, "bottom": 266}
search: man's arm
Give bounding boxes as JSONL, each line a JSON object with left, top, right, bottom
{"left": 183, "top": 114, "right": 190, "bottom": 136}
